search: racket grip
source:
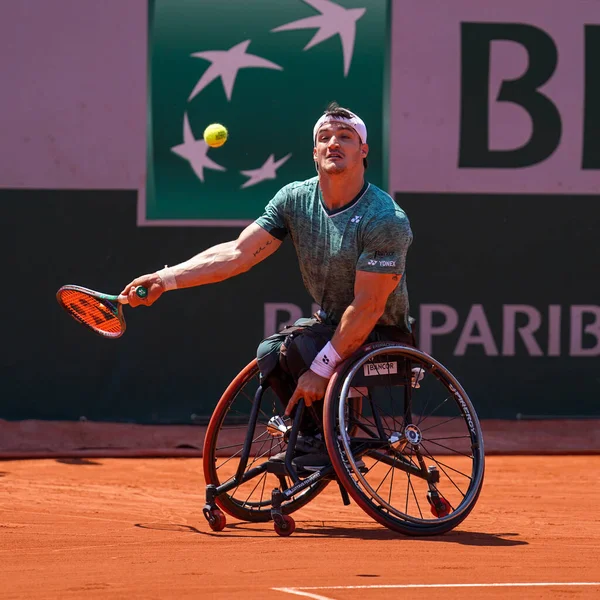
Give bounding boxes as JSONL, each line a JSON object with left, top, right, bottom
{"left": 117, "top": 286, "right": 148, "bottom": 305}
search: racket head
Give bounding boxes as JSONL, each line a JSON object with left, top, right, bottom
{"left": 56, "top": 285, "right": 126, "bottom": 339}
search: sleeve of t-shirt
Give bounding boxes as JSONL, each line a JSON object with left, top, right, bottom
{"left": 254, "top": 185, "right": 290, "bottom": 241}
{"left": 356, "top": 209, "right": 413, "bottom": 274}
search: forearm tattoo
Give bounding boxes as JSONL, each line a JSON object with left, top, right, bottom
{"left": 253, "top": 239, "right": 273, "bottom": 257}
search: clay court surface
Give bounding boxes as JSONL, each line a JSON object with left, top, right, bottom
{"left": 1, "top": 456, "right": 599, "bottom": 599}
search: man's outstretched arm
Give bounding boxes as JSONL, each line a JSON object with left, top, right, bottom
{"left": 121, "top": 223, "right": 282, "bottom": 306}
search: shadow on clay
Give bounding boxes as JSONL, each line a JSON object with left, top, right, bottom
{"left": 135, "top": 522, "right": 206, "bottom": 532}
{"left": 55, "top": 458, "right": 103, "bottom": 466}
{"left": 423, "top": 530, "right": 527, "bottom": 547}
{"left": 134, "top": 521, "right": 527, "bottom": 545}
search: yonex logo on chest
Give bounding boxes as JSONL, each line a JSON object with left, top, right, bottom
{"left": 350, "top": 215, "right": 362, "bottom": 223}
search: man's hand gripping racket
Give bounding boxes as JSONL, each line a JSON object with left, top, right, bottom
{"left": 56, "top": 285, "right": 148, "bottom": 339}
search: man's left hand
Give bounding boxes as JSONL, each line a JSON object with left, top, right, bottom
{"left": 285, "top": 370, "right": 329, "bottom": 417}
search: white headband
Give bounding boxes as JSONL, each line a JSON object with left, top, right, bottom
{"left": 313, "top": 111, "right": 367, "bottom": 144}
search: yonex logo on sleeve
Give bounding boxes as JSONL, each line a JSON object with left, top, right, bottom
{"left": 368, "top": 259, "right": 397, "bottom": 267}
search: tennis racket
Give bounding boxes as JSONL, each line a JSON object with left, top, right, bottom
{"left": 56, "top": 285, "right": 148, "bottom": 339}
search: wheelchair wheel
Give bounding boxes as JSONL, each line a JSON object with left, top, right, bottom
{"left": 203, "top": 359, "right": 329, "bottom": 522}
{"left": 323, "top": 343, "right": 485, "bottom": 536}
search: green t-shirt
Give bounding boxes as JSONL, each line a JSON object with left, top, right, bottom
{"left": 255, "top": 177, "right": 413, "bottom": 331}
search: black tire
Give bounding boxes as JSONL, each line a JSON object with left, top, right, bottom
{"left": 323, "top": 343, "right": 485, "bottom": 535}
{"left": 203, "top": 359, "right": 329, "bottom": 522}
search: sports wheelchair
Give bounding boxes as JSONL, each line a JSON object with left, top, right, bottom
{"left": 202, "top": 341, "right": 485, "bottom": 536}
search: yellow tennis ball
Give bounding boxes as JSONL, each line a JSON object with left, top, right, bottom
{"left": 203, "top": 123, "right": 228, "bottom": 148}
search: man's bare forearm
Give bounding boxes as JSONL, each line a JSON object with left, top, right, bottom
{"left": 159, "top": 223, "right": 281, "bottom": 289}
{"left": 328, "top": 272, "right": 401, "bottom": 360}
{"left": 330, "top": 301, "right": 384, "bottom": 359}
{"left": 164, "top": 240, "right": 250, "bottom": 288}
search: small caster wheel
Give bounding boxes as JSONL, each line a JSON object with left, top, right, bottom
{"left": 427, "top": 492, "right": 452, "bottom": 518}
{"left": 273, "top": 514, "right": 295, "bottom": 537}
{"left": 207, "top": 509, "right": 227, "bottom": 532}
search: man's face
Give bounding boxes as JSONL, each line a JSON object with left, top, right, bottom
{"left": 313, "top": 122, "right": 368, "bottom": 175}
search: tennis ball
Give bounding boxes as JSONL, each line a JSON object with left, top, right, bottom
{"left": 203, "top": 123, "right": 228, "bottom": 148}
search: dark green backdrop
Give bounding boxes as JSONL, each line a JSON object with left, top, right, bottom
{"left": 2, "top": 188, "right": 599, "bottom": 423}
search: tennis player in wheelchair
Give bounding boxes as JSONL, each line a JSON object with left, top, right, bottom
{"left": 121, "top": 102, "right": 484, "bottom": 536}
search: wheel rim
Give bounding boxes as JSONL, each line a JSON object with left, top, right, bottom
{"left": 332, "top": 345, "right": 484, "bottom": 528}
{"left": 204, "top": 360, "right": 328, "bottom": 519}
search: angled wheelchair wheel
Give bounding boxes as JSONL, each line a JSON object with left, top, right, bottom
{"left": 203, "top": 359, "right": 329, "bottom": 523}
{"left": 323, "top": 343, "right": 485, "bottom": 536}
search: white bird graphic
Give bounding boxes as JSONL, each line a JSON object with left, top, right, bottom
{"left": 240, "top": 153, "right": 292, "bottom": 189}
{"left": 271, "top": 0, "right": 366, "bottom": 77}
{"left": 171, "top": 113, "right": 226, "bottom": 182}
{"left": 189, "top": 40, "right": 283, "bottom": 102}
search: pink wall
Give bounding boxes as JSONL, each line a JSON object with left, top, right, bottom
{"left": 0, "top": 0, "right": 146, "bottom": 189}
{"left": 389, "top": 0, "right": 598, "bottom": 196}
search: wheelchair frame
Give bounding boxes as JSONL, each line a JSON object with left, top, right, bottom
{"left": 202, "top": 342, "right": 485, "bottom": 537}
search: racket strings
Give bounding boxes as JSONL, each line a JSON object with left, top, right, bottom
{"left": 58, "top": 289, "right": 122, "bottom": 335}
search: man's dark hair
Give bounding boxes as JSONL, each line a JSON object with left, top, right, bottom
{"left": 324, "top": 101, "right": 355, "bottom": 121}
{"left": 322, "top": 101, "right": 368, "bottom": 170}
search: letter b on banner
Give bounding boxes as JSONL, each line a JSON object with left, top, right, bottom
{"left": 459, "top": 23, "right": 561, "bottom": 168}
{"left": 459, "top": 22, "right": 599, "bottom": 170}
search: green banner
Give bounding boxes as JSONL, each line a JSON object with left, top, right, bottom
{"left": 146, "top": 0, "right": 388, "bottom": 225}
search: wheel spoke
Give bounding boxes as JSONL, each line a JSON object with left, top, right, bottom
{"left": 242, "top": 471, "right": 269, "bottom": 507}
{"left": 419, "top": 414, "right": 463, "bottom": 434}
{"left": 425, "top": 435, "right": 471, "bottom": 441}
{"left": 419, "top": 445, "right": 474, "bottom": 481}
{"left": 407, "top": 469, "right": 424, "bottom": 519}
{"left": 431, "top": 482, "right": 457, "bottom": 511}
{"left": 416, "top": 395, "right": 453, "bottom": 427}
{"left": 388, "top": 451, "right": 396, "bottom": 506}
{"left": 215, "top": 442, "right": 246, "bottom": 452}
{"left": 374, "top": 464, "right": 394, "bottom": 494}
{"left": 418, "top": 446, "right": 471, "bottom": 499}
{"left": 215, "top": 446, "right": 244, "bottom": 470}
{"left": 421, "top": 437, "right": 474, "bottom": 458}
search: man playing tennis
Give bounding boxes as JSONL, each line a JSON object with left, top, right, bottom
{"left": 122, "top": 102, "right": 413, "bottom": 471}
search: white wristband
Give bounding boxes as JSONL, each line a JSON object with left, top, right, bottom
{"left": 156, "top": 267, "right": 178, "bottom": 291}
{"left": 310, "top": 341, "right": 342, "bottom": 379}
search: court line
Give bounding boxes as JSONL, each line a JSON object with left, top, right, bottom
{"left": 273, "top": 589, "right": 333, "bottom": 600}
{"left": 273, "top": 582, "right": 600, "bottom": 600}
